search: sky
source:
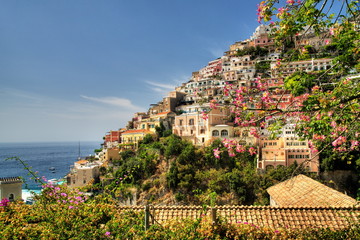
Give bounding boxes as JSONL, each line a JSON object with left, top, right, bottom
{"left": 0, "top": 0, "right": 260, "bottom": 143}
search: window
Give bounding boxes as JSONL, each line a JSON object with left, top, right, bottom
{"left": 189, "top": 119, "right": 194, "bottom": 125}
{"left": 212, "top": 130, "right": 219, "bottom": 137}
{"left": 221, "top": 130, "right": 228, "bottom": 137}
{"left": 8, "top": 194, "right": 14, "bottom": 202}
{"left": 179, "top": 120, "right": 183, "bottom": 126}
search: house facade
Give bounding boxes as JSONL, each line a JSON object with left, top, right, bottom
{"left": 0, "top": 177, "right": 22, "bottom": 201}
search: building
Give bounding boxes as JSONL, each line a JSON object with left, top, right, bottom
{"left": 267, "top": 174, "right": 357, "bottom": 207}
{"left": 66, "top": 160, "right": 101, "bottom": 188}
{"left": 0, "top": 177, "right": 22, "bottom": 201}
{"left": 120, "top": 129, "right": 153, "bottom": 150}
{"left": 173, "top": 107, "right": 231, "bottom": 146}
{"left": 104, "top": 130, "right": 122, "bottom": 148}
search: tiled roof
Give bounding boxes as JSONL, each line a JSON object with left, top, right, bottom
{"left": 75, "top": 160, "right": 88, "bottom": 165}
{"left": 121, "top": 129, "right": 152, "bottom": 135}
{"left": 117, "top": 205, "right": 360, "bottom": 230}
{"left": 0, "top": 177, "right": 23, "bottom": 184}
{"left": 156, "top": 111, "right": 172, "bottom": 115}
{"left": 267, "top": 174, "right": 357, "bottom": 207}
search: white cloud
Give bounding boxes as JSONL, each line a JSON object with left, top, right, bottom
{"left": 0, "top": 89, "right": 145, "bottom": 142}
{"left": 80, "top": 95, "right": 143, "bottom": 111}
{"left": 150, "top": 87, "right": 165, "bottom": 93}
{"left": 145, "top": 81, "right": 176, "bottom": 91}
{"left": 208, "top": 48, "right": 224, "bottom": 58}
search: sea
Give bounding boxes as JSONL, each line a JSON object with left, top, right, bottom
{"left": 0, "top": 141, "right": 102, "bottom": 191}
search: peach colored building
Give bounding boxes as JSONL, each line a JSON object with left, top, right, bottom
{"left": 173, "top": 107, "right": 231, "bottom": 146}
{"left": 258, "top": 136, "right": 319, "bottom": 172}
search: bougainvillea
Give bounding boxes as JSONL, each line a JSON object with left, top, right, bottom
{"left": 207, "top": 0, "right": 359, "bottom": 167}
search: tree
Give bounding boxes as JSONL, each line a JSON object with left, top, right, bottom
{"left": 205, "top": 0, "right": 359, "bottom": 177}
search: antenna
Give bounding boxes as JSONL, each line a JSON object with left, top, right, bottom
{"left": 78, "top": 141, "right": 81, "bottom": 160}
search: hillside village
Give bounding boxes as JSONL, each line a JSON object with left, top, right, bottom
{"left": 99, "top": 24, "right": 333, "bottom": 170}
{"left": 65, "top": 23, "right": 358, "bottom": 205}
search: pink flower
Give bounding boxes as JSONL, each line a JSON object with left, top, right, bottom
{"left": 105, "top": 232, "right": 111, "bottom": 237}
{"left": 332, "top": 136, "right": 346, "bottom": 147}
{"left": 286, "top": 0, "right": 295, "bottom": 4}
{"left": 330, "top": 28, "right": 334, "bottom": 35}
{"left": 228, "top": 150, "right": 236, "bottom": 157}
{"left": 350, "top": 141, "right": 359, "bottom": 150}
{"left": 213, "top": 148, "right": 221, "bottom": 159}
{"left": 210, "top": 99, "right": 218, "bottom": 109}
{"left": 248, "top": 147, "right": 257, "bottom": 155}
{"left": 69, "top": 205, "right": 74, "bottom": 209}
{"left": 236, "top": 144, "right": 245, "bottom": 153}
{"left": 250, "top": 128, "right": 260, "bottom": 138}
{"left": 201, "top": 111, "right": 209, "bottom": 120}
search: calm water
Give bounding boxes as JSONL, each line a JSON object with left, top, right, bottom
{"left": 0, "top": 141, "right": 101, "bottom": 189}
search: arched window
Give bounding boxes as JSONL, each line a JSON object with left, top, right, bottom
{"left": 8, "top": 194, "right": 14, "bottom": 202}
{"left": 266, "top": 165, "right": 274, "bottom": 171}
{"left": 212, "top": 130, "right": 219, "bottom": 137}
{"left": 221, "top": 130, "right": 228, "bottom": 137}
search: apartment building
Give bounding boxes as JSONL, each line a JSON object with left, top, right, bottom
{"left": 271, "top": 58, "right": 333, "bottom": 78}
{"left": 120, "top": 129, "right": 153, "bottom": 150}
{"left": 172, "top": 107, "right": 231, "bottom": 146}
{"left": 199, "top": 59, "right": 222, "bottom": 79}
{"left": 66, "top": 160, "right": 101, "bottom": 188}
{"left": 258, "top": 123, "right": 319, "bottom": 172}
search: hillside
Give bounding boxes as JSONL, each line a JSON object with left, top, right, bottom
{"left": 97, "top": 134, "right": 317, "bottom": 206}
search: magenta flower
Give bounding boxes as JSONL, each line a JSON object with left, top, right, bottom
{"left": 105, "top": 231, "right": 111, "bottom": 237}
{"left": 0, "top": 198, "right": 9, "bottom": 207}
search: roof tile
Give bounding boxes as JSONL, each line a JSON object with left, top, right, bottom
{"left": 267, "top": 174, "right": 357, "bottom": 207}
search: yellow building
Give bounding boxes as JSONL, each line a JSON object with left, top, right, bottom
{"left": 120, "top": 129, "right": 153, "bottom": 151}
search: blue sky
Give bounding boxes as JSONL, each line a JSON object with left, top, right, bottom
{"left": 0, "top": 0, "right": 260, "bottom": 143}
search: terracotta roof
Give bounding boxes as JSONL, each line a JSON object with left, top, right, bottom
{"left": 156, "top": 111, "right": 172, "bottom": 115}
{"left": 75, "top": 160, "right": 88, "bottom": 165}
{"left": 267, "top": 174, "right": 357, "bottom": 207}
{"left": 121, "top": 129, "right": 152, "bottom": 135}
{"left": 117, "top": 205, "right": 360, "bottom": 230}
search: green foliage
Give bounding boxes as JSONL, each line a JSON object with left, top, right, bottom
{"left": 120, "top": 150, "right": 135, "bottom": 161}
{"left": 1, "top": 193, "right": 359, "bottom": 239}
{"left": 164, "top": 134, "right": 186, "bottom": 158}
{"left": 236, "top": 46, "right": 269, "bottom": 59}
{"left": 255, "top": 60, "right": 271, "bottom": 73}
{"left": 284, "top": 71, "right": 317, "bottom": 96}
{"left": 140, "top": 133, "right": 154, "bottom": 145}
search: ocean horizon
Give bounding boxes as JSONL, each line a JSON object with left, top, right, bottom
{"left": 0, "top": 141, "right": 102, "bottom": 190}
